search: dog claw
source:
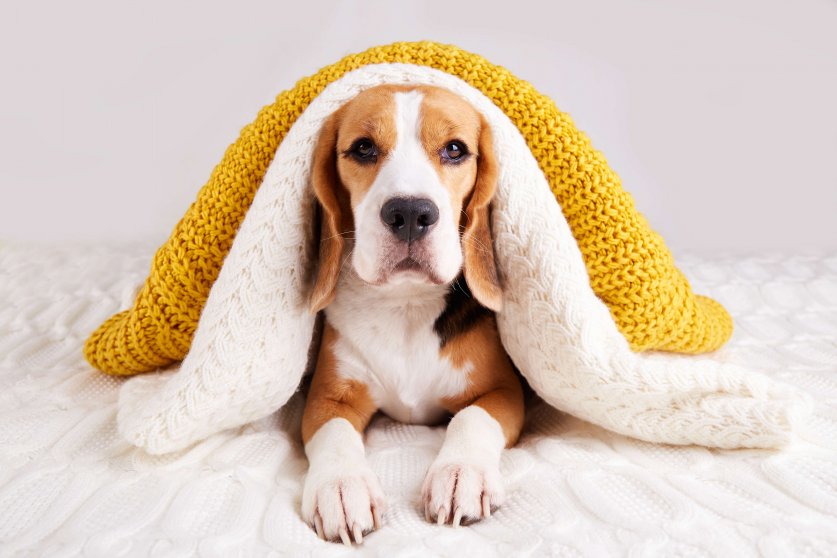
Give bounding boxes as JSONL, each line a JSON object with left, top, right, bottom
{"left": 352, "top": 524, "right": 363, "bottom": 544}
{"left": 423, "top": 462, "right": 504, "bottom": 529}
{"left": 314, "top": 514, "right": 324, "bottom": 539}
{"left": 437, "top": 506, "right": 447, "bottom": 525}
{"left": 338, "top": 527, "right": 351, "bottom": 546}
{"left": 372, "top": 503, "right": 383, "bottom": 530}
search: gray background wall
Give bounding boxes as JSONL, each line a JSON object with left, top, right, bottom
{"left": 1, "top": 0, "right": 835, "bottom": 255}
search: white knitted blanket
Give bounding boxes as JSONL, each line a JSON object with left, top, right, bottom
{"left": 3, "top": 246, "right": 836, "bottom": 556}
{"left": 117, "top": 64, "right": 810, "bottom": 455}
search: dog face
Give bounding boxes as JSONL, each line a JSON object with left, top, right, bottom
{"left": 310, "top": 85, "right": 501, "bottom": 312}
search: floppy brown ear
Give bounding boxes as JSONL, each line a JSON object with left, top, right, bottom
{"left": 309, "top": 110, "right": 349, "bottom": 314}
{"left": 462, "top": 115, "right": 503, "bottom": 312}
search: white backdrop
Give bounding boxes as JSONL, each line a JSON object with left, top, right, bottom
{"left": 1, "top": 0, "right": 835, "bottom": 254}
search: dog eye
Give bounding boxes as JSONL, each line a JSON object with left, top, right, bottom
{"left": 441, "top": 141, "right": 468, "bottom": 163}
{"left": 348, "top": 138, "right": 377, "bottom": 162}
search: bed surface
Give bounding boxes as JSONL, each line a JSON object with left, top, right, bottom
{"left": 1, "top": 244, "right": 836, "bottom": 557}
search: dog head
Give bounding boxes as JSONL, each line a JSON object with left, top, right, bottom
{"left": 309, "top": 84, "right": 501, "bottom": 312}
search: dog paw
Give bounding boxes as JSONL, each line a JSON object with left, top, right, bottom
{"left": 302, "top": 464, "right": 386, "bottom": 545}
{"left": 421, "top": 461, "right": 504, "bottom": 526}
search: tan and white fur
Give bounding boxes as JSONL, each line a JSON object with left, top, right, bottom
{"left": 301, "top": 85, "right": 524, "bottom": 545}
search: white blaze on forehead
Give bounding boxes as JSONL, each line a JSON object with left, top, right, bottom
{"left": 376, "top": 90, "right": 443, "bottom": 198}
{"left": 394, "top": 91, "right": 431, "bottom": 193}
{"left": 350, "top": 88, "right": 464, "bottom": 285}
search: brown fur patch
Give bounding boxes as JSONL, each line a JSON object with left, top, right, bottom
{"left": 309, "top": 107, "right": 351, "bottom": 313}
{"left": 417, "top": 87, "right": 482, "bottom": 217}
{"left": 460, "top": 113, "right": 502, "bottom": 312}
{"left": 440, "top": 313, "right": 524, "bottom": 447}
{"left": 333, "top": 85, "right": 401, "bottom": 208}
{"left": 301, "top": 323, "right": 378, "bottom": 444}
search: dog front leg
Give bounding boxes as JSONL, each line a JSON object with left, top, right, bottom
{"left": 422, "top": 385, "right": 524, "bottom": 526}
{"left": 301, "top": 325, "right": 383, "bottom": 545}
{"left": 302, "top": 418, "right": 384, "bottom": 544}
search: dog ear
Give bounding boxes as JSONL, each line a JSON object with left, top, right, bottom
{"left": 309, "top": 110, "right": 349, "bottom": 313}
{"left": 462, "top": 115, "right": 502, "bottom": 312}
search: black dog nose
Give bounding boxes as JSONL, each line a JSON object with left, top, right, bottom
{"left": 380, "top": 197, "right": 439, "bottom": 242}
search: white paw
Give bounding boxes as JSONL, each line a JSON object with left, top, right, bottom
{"left": 302, "top": 464, "right": 386, "bottom": 545}
{"left": 421, "top": 461, "right": 504, "bottom": 526}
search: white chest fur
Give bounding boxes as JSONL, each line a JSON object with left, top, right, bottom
{"left": 325, "top": 271, "right": 471, "bottom": 425}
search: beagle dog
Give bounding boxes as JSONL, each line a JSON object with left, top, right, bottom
{"left": 301, "top": 84, "right": 524, "bottom": 545}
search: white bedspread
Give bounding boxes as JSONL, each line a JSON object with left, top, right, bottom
{"left": 1, "top": 244, "right": 836, "bottom": 557}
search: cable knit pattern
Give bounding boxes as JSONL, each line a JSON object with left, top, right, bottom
{"left": 113, "top": 65, "right": 807, "bottom": 455}
{"left": 84, "top": 41, "right": 732, "bottom": 376}
{"left": 3, "top": 237, "right": 837, "bottom": 557}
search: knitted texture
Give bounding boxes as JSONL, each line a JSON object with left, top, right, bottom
{"left": 2, "top": 247, "right": 836, "bottom": 556}
{"left": 84, "top": 41, "right": 732, "bottom": 376}
{"left": 113, "top": 65, "right": 805, "bottom": 454}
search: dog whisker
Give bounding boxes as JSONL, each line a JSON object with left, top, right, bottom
{"left": 451, "top": 278, "right": 471, "bottom": 298}
{"left": 460, "top": 236, "right": 492, "bottom": 254}
{"left": 321, "top": 230, "right": 357, "bottom": 242}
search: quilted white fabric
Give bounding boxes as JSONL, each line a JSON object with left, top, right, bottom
{"left": 1, "top": 244, "right": 836, "bottom": 556}
{"left": 117, "top": 64, "right": 808, "bottom": 455}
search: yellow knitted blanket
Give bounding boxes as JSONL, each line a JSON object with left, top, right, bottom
{"left": 84, "top": 41, "right": 732, "bottom": 376}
